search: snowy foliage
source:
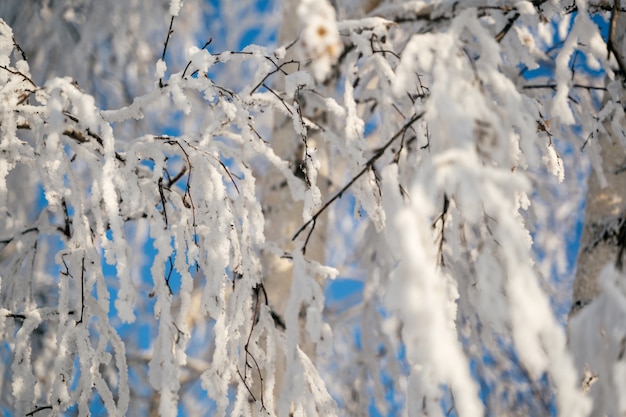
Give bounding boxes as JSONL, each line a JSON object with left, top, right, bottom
{"left": 0, "top": 1, "right": 625, "bottom": 416}
{"left": 570, "top": 265, "right": 626, "bottom": 417}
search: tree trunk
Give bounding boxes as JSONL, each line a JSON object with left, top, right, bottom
{"left": 568, "top": 7, "right": 626, "bottom": 417}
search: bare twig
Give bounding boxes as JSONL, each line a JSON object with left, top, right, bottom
{"left": 167, "top": 165, "right": 187, "bottom": 188}
{"left": 292, "top": 111, "right": 425, "bottom": 252}
{"left": 262, "top": 83, "right": 293, "bottom": 115}
{"left": 76, "top": 256, "right": 85, "bottom": 325}
{"left": 165, "top": 256, "right": 174, "bottom": 295}
{"left": 433, "top": 194, "right": 450, "bottom": 267}
{"left": 251, "top": 60, "right": 299, "bottom": 94}
{"left": 495, "top": 12, "right": 520, "bottom": 43}
{"left": 236, "top": 283, "right": 268, "bottom": 410}
{"left": 608, "top": 0, "right": 626, "bottom": 77}
{"left": 523, "top": 83, "right": 607, "bottom": 91}
{"left": 159, "top": 16, "right": 176, "bottom": 88}
{"left": 182, "top": 38, "right": 212, "bottom": 79}
{"left": 161, "top": 139, "right": 198, "bottom": 244}
{"left": 0, "top": 64, "right": 37, "bottom": 88}
{"left": 60, "top": 199, "right": 72, "bottom": 239}
{"left": 215, "top": 158, "right": 240, "bottom": 195}
{"left": 0, "top": 226, "right": 38, "bottom": 245}
{"left": 370, "top": 33, "right": 401, "bottom": 59}
{"left": 17, "top": 117, "right": 126, "bottom": 163}
{"left": 12, "top": 36, "right": 27, "bottom": 61}
{"left": 26, "top": 405, "right": 53, "bottom": 416}
{"left": 158, "top": 177, "right": 169, "bottom": 227}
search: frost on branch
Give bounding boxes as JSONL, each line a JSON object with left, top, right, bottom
{"left": 0, "top": 2, "right": 341, "bottom": 411}
{"left": 569, "top": 265, "right": 626, "bottom": 417}
{"left": 381, "top": 164, "right": 483, "bottom": 417}
{"left": 0, "top": 1, "right": 625, "bottom": 416}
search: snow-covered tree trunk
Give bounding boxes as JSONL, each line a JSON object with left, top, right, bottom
{"left": 253, "top": 0, "right": 337, "bottom": 407}
{"left": 261, "top": 0, "right": 336, "bottom": 326}
{"left": 568, "top": 7, "right": 626, "bottom": 417}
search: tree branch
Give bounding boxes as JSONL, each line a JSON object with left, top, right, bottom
{"left": 495, "top": 12, "right": 520, "bottom": 43}
{"left": 26, "top": 405, "right": 53, "bottom": 416}
{"left": 159, "top": 16, "right": 176, "bottom": 88}
{"left": 607, "top": 0, "right": 626, "bottom": 77}
{"left": 292, "top": 111, "right": 425, "bottom": 252}
{"left": 0, "top": 64, "right": 37, "bottom": 88}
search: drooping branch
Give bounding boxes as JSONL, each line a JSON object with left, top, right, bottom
{"left": 236, "top": 283, "right": 268, "bottom": 411}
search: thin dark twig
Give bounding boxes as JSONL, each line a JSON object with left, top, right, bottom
{"left": 26, "top": 405, "right": 53, "bottom": 416}
{"left": 159, "top": 16, "right": 176, "bottom": 88}
{"left": 581, "top": 129, "right": 597, "bottom": 151}
{"left": 161, "top": 16, "right": 175, "bottom": 61}
{"left": 256, "top": 282, "right": 269, "bottom": 306}
{"left": 164, "top": 140, "right": 198, "bottom": 244}
{"left": 165, "top": 256, "right": 174, "bottom": 295}
{"left": 0, "top": 65, "right": 37, "bottom": 88}
{"left": 244, "top": 349, "right": 265, "bottom": 410}
{"left": 495, "top": 12, "right": 520, "bottom": 43}
{"left": 263, "top": 83, "right": 293, "bottom": 115}
{"left": 167, "top": 165, "right": 187, "bottom": 188}
{"left": 18, "top": 116, "right": 126, "bottom": 163}
{"left": 215, "top": 158, "right": 240, "bottom": 195}
{"left": 565, "top": 3, "right": 626, "bottom": 13}
{"left": 61, "top": 199, "right": 72, "bottom": 239}
{"left": 248, "top": 123, "right": 269, "bottom": 144}
{"left": 294, "top": 85, "right": 312, "bottom": 187}
{"left": 170, "top": 137, "right": 240, "bottom": 195}
{"left": 236, "top": 283, "right": 267, "bottom": 410}
{"left": 523, "top": 83, "right": 607, "bottom": 91}
{"left": 284, "top": 35, "right": 300, "bottom": 52}
{"left": 433, "top": 194, "right": 449, "bottom": 267}
{"left": 262, "top": 55, "right": 294, "bottom": 75}
{"left": 221, "top": 50, "right": 296, "bottom": 77}
{"left": 182, "top": 61, "right": 193, "bottom": 80}
{"left": 247, "top": 287, "right": 266, "bottom": 409}
{"left": 251, "top": 60, "right": 299, "bottom": 94}
{"left": 571, "top": 50, "right": 579, "bottom": 82}
{"left": 0, "top": 226, "right": 38, "bottom": 245}
{"left": 161, "top": 137, "right": 240, "bottom": 203}
{"left": 370, "top": 33, "right": 401, "bottom": 59}
{"left": 301, "top": 218, "right": 316, "bottom": 255}
{"left": 158, "top": 177, "right": 169, "bottom": 227}
{"left": 236, "top": 369, "right": 257, "bottom": 402}
{"left": 182, "top": 38, "right": 212, "bottom": 79}
{"left": 61, "top": 254, "right": 71, "bottom": 277}
{"left": 292, "top": 112, "right": 425, "bottom": 248}
{"left": 523, "top": 83, "right": 580, "bottom": 104}
{"left": 76, "top": 256, "right": 85, "bottom": 325}
{"left": 12, "top": 36, "right": 27, "bottom": 61}
{"left": 201, "top": 39, "right": 213, "bottom": 50}
{"left": 446, "top": 387, "right": 457, "bottom": 417}
{"left": 616, "top": 216, "right": 626, "bottom": 271}
{"left": 608, "top": 0, "right": 626, "bottom": 77}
